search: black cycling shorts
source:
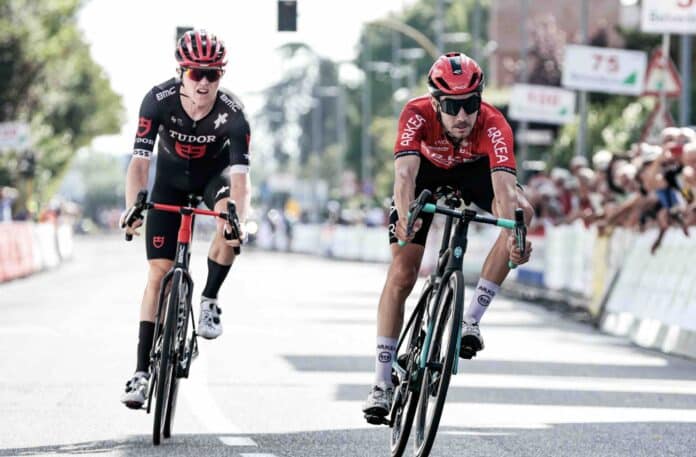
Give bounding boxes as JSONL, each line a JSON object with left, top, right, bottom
{"left": 388, "top": 157, "right": 502, "bottom": 246}
{"left": 145, "top": 172, "right": 231, "bottom": 260}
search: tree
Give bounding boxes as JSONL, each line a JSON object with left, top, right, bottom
{"left": 0, "top": 0, "right": 123, "bottom": 215}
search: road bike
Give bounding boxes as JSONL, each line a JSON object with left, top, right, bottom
{"left": 367, "top": 187, "right": 526, "bottom": 457}
{"left": 123, "top": 189, "right": 241, "bottom": 445}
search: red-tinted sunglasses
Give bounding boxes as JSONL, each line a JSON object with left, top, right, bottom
{"left": 439, "top": 95, "right": 481, "bottom": 116}
{"left": 183, "top": 67, "right": 224, "bottom": 82}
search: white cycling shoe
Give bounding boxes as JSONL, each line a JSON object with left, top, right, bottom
{"left": 121, "top": 371, "right": 149, "bottom": 409}
{"left": 460, "top": 319, "right": 485, "bottom": 359}
{"left": 198, "top": 298, "right": 223, "bottom": 339}
{"left": 362, "top": 382, "right": 394, "bottom": 420}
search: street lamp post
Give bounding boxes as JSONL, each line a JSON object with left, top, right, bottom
{"left": 361, "top": 32, "right": 373, "bottom": 196}
{"left": 310, "top": 88, "right": 323, "bottom": 222}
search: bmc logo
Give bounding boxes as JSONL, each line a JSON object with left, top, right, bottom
{"left": 155, "top": 86, "right": 177, "bottom": 101}
{"left": 152, "top": 236, "right": 165, "bottom": 248}
{"left": 175, "top": 142, "right": 207, "bottom": 159}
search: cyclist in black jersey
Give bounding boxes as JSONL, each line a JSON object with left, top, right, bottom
{"left": 119, "top": 29, "right": 251, "bottom": 409}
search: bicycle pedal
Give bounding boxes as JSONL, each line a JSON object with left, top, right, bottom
{"left": 364, "top": 414, "right": 389, "bottom": 426}
{"left": 459, "top": 347, "right": 477, "bottom": 360}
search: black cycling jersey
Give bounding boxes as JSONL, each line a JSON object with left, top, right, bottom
{"left": 132, "top": 78, "right": 251, "bottom": 190}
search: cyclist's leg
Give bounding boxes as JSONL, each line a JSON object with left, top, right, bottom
{"left": 137, "top": 187, "right": 180, "bottom": 371}
{"left": 203, "top": 172, "right": 236, "bottom": 296}
{"left": 454, "top": 160, "right": 532, "bottom": 356}
{"left": 123, "top": 185, "right": 180, "bottom": 408}
{"left": 464, "top": 163, "right": 533, "bottom": 322}
{"left": 364, "top": 199, "right": 433, "bottom": 417}
{"left": 198, "top": 173, "right": 236, "bottom": 339}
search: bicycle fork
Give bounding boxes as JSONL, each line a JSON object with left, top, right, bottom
{"left": 176, "top": 271, "right": 198, "bottom": 379}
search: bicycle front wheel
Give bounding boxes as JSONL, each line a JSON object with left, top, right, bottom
{"left": 153, "top": 270, "right": 182, "bottom": 445}
{"left": 390, "top": 282, "right": 433, "bottom": 457}
{"left": 413, "top": 270, "right": 464, "bottom": 457}
{"left": 163, "top": 276, "right": 191, "bottom": 439}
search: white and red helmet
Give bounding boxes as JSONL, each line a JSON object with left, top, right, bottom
{"left": 427, "top": 52, "right": 484, "bottom": 97}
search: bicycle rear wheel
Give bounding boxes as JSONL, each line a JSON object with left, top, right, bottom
{"left": 152, "top": 270, "right": 182, "bottom": 445}
{"left": 390, "top": 282, "right": 432, "bottom": 457}
{"left": 413, "top": 271, "right": 464, "bottom": 457}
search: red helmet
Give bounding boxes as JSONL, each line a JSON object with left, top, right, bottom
{"left": 427, "top": 52, "right": 484, "bottom": 97}
{"left": 175, "top": 29, "right": 227, "bottom": 68}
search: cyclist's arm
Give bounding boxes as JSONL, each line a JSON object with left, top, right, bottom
{"left": 125, "top": 159, "right": 150, "bottom": 209}
{"left": 226, "top": 109, "right": 251, "bottom": 224}
{"left": 393, "top": 104, "right": 426, "bottom": 227}
{"left": 229, "top": 171, "right": 251, "bottom": 224}
{"left": 484, "top": 116, "right": 517, "bottom": 222}
{"left": 491, "top": 171, "right": 518, "bottom": 223}
{"left": 394, "top": 154, "right": 420, "bottom": 228}
{"left": 125, "top": 90, "right": 159, "bottom": 208}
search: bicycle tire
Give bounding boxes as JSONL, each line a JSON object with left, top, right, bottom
{"left": 413, "top": 270, "right": 464, "bottom": 457}
{"left": 390, "top": 282, "right": 432, "bottom": 457}
{"left": 152, "top": 270, "right": 182, "bottom": 445}
{"left": 163, "top": 276, "right": 191, "bottom": 438}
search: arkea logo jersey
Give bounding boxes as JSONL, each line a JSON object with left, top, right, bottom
{"left": 394, "top": 96, "right": 516, "bottom": 175}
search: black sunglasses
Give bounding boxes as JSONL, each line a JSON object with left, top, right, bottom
{"left": 183, "top": 67, "right": 223, "bottom": 82}
{"left": 439, "top": 95, "right": 481, "bottom": 116}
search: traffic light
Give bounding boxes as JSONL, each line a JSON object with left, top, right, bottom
{"left": 278, "top": 1, "right": 297, "bottom": 32}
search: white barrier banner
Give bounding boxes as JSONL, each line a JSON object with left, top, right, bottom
{"left": 605, "top": 229, "right": 696, "bottom": 331}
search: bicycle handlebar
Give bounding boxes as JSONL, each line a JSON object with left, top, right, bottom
{"left": 507, "top": 208, "right": 527, "bottom": 270}
{"left": 397, "top": 189, "right": 432, "bottom": 247}
{"left": 399, "top": 190, "right": 527, "bottom": 269}
{"left": 123, "top": 189, "right": 149, "bottom": 241}
{"left": 122, "top": 189, "right": 243, "bottom": 255}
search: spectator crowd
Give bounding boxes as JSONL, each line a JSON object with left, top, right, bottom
{"left": 525, "top": 126, "right": 696, "bottom": 253}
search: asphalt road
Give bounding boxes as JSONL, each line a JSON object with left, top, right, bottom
{"left": 1, "top": 234, "right": 696, "bottom": 457}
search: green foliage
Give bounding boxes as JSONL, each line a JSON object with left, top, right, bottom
{"left": 255, "top": 0, "right": 491, "bottom": 205}
{"left": 551, "top": 97, "right": 655, "bottom": 166}
{"left": 0, "top": 0, "right": 123, "bottom": 213}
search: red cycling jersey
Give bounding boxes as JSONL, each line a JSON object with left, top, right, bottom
{"left": 394, "top": 95, "right": 516, "bottom": 175}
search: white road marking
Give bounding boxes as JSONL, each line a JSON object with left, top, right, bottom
{"left": 0, "top": 326, "right": 61, "bottom": 336}
{"left": 181, "top": 348, "right": 242, "bottom": 433}
{"left": 240, "top": 454, "right": 279, "bottom": 457}
{"left": 219, "top": 436, "right": 258, "bottom": 446}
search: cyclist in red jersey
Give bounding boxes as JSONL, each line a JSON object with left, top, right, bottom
{"left": 119, "top": 30, "right": 251, "bottom": 409}
{"left": 363, "top": 52, "right": 533, "bottom": 419}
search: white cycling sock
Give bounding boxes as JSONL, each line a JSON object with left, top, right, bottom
{"left": 464, "top": 278, "right": 500, "bottom": 323}
{"left": 374, "top": 336, "right": 397, "bottom": 387}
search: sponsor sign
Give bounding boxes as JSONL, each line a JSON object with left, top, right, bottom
{"left": 509, "top": 84, "right": 576, "bottom": 125}
{"left": 515, "top": 129, "right": 554, "bottom": 146}
{"left": 562, "top": 45, "right": 647, "bottom": 95}
{"left": 641, "top": 0, "right": 696, "bottom": 35}
{"left": 0, "top": 122, "right": 30, "bottom": 152}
